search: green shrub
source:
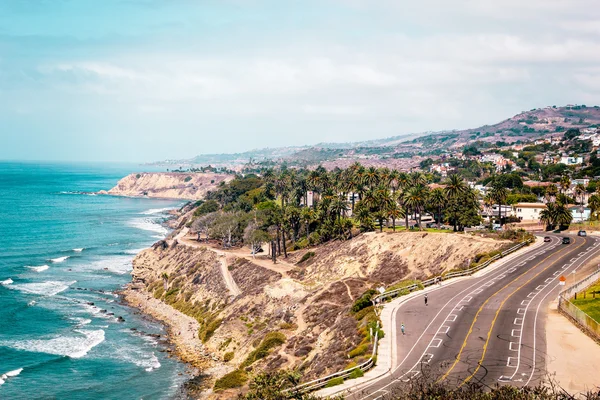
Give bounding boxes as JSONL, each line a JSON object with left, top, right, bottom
{"left": 324, "top": 377, "right": 344, "bottom": 388}
{"left": 223, "top": 351, "right": 234, "bottom": 362}
{"left": 348, "top": 368, "right": 364, "bottom": 379}
{"left": 351, "top": 289, "right": 377, "bottom": 313}
{"left": 279, "top": 322, "right": 297, "bottom": 330}
{"left": 184, "top": 176, "right": 192, "bottom": 182}
{"left": 213, "top": 369, "right": 248, "bottom": 391}
{"left": 201, "top": 318, "right": 222, "bottom": 342}
{"left": 297, "top": 251, "right": 315, "bottom": 264}
{"left": 241, "top": 332, "right": 286, "bottom": 367}
{"left": 348, "top": 343, "right": 369, "bottom": 358}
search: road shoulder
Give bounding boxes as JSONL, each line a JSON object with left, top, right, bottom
{"left": 545, "top": 299, "right": 600, "bottom": 395}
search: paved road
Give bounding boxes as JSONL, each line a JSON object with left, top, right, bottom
{"left": 347, "top": 234, "right": 600, "bottom": 399}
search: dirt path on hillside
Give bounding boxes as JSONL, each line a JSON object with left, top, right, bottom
{"left": 177, "top": 236, "right": 241, "bottom": 296}
{"left": 179, "top": 236, "right": 295, "bottom": 278}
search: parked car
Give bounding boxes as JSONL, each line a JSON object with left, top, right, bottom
{"left": 562, "top": 237, "right": 571, "bottom": 244}
{"left": 578, "top": 230, "right": 587, "bottom": 237}
{"left": 544, "top": 236, "right": 551, "bottom": 242}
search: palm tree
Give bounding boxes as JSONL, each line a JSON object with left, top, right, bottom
{"left": 386, "top": 202, "right": 405, "bottom": 231}
{"left": 444, "top": 175, "right": 468, "bottom": 231}
{"left": 329, "top": 194, "right": 349, "bottom": 222}
{"left": 428, "top": 188, "right": 447, "bottom": 229}
{"left": 589, "top": 194, "right": 600, "bottom": 220}
{"left": 560, "top": 175, "right": 571, "bottom": 194}
{"left": 403, "top": 184, "right": 429, "bottom": 230}
{"left": 301, "top": 207, "right": 315, "bottom": 241}
{"left": 489, "top": 184, "right": 509, "bottom": 226}
{"left": 483, "top": 193, "right": 495, "bottom": 229}
{"left": 555, "top": 202, "right": 573, "bottom": 228}
{"left": 545, "top": 184, "right": 558, "bottom": 203}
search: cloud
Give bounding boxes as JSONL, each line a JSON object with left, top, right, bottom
{"left": 2, "top": 0, "right": 600, "bottom": 162}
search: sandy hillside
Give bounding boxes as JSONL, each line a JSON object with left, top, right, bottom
{"left": 128, "top": 231, "right": 511, "bottom": 398}
{"left": 288, "top": 231, "right": 510, "bottom": 286}
{"left": 100, "top": 172, "right": 233, "bottom": 200}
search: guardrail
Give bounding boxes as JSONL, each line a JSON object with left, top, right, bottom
{"left": 374, "top": 240, "right": 530, "bottom": 303}
{"left": 558, "top": 268, "right": 600, "bottom": 342}
{"left": 285, "top": 323, "right": 380, "bottom": 394}
{"left": 287, "top": 240, "right": 531, "bottom": 395}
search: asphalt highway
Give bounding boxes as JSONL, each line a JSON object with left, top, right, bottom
{"left": 348, "top": 234, "right": 600, "bottom": 399}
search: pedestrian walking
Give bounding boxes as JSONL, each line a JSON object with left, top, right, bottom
{"left": 424, "top": 293, "right": 428, "bottom": 306}
{"left": 401, "top": 323, "right": 405, "bottom": 335}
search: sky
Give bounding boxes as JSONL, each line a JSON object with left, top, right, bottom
{"left": 2, "top": 0, "right": 600, "bottom": 162}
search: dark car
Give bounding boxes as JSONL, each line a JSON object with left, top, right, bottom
{"left": 544, "top": 236, "right": 551, "bottom": 242}
{"left": 562, "top": 237, "right": 571, "bottom": 244}
{"left": 578, "top": 230, "right": 587, "bottom": 237}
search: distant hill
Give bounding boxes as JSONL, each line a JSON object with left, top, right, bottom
{"left": 154, "top": 105, "right": 600, "bottom": 168}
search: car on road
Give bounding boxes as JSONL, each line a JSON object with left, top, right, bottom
{"left": 562, "top": 237, "right": 571, "bottom": 244}
{"left": 544, "top": 236, "right": 551, "bottom": 242}
{"left": 578, "top": 230, "right": 587, "bottom": 237}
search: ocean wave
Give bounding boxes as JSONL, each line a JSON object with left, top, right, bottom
{"left": 123, "top": 248, "right": 146, "bottom": 255}
{"left": 111, "top": 344, "right": 161, "bottom": 372}
{"left": 0, "top": 367, "right": 23, "bottom": 386}
{"left": 127, "top": 218, "right": 168, "bottom": 237}
{"left": 140, "top": 207, "right": 173, "bottom": 215}
{"left": 7, "top": 280, "right": 76, "bottom": 296}
{"left": 1, "top": 279, "right": 13, "bottom": 285}
{"left": 72, "top": 248, "right": 84, "bottom": 253}
{"left": 26, "top": 265, "right": 50, "bottom": 272}
{"left": 70, "top": 317, "right": 92, "bottom": 328}
{"left": 49, "top": 256, "right": 70, "bottom": 263}
{"left": 86, "top": 256, "right": 132, "bottom": 275}
{"left": 3, "top": 329, "right": 105, "bottom": 359}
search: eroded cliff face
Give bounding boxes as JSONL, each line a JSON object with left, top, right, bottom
{"left": 130, "top": 231, "right": 510, "bottom": 397}
{"left": 101, "top": 172, "right": 233, "bottom": 200}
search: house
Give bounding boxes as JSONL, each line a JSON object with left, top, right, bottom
{"left": 560, "top": 156, "right": 583, "bottom": 165}
{"left": 482, "top": 204, "right": 512, "bottom": 219}
{"left": 570, "top": 206, "right": 591, "bottom": 222}
{"left": 513, "top": 202, "right": 546, "bottom": 221}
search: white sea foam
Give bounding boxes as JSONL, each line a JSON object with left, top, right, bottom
{"left": 1, "top": 279, "right": 13, "bottom": 285}
{"left": 70, "top": 317, "right": 92, "bottom": 327}
{"left": 140, "top": 207, "right": 173, "bottom": 215}
{"left": 86, "top": 256, "right": 132, "bottom": 275}
{"left": 26, "top": 265, "right": 50, "bottom": 272}
{"left": 123, "top": 248, "right": 146, "bottom": 255}
{"left": 7, "top": 281, "right": 76, "bottom": 296}
{"left": 72, "top": 248, "right": 84, "bottom": 252}
{"left": 114, "top": 345, "right": 161, "bottom": 372}
{"left": 127, "top": 218, "right": 168, "bottom": 237}
{"left": 4, "top": 368, "right": 23, "bottom": 378}
{"left": 49, "top": 256, "right": 70, "bottom": 263}
{"left": 4, "top": 329, "right": 105, "bottom": 359}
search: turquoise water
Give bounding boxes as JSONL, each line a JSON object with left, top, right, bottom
{"left": 0, "top": 162, "right": 190, "bottom": 399}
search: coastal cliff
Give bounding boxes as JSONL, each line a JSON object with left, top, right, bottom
{"left": 125, "top": 231, "right": 509, "bottom": 398}
{"left": 100, "top": 172, "right": 233, "bottom": 200}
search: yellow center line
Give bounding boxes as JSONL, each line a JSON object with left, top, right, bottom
{"left": 437, "top": 237, "right": 583, "bottom": 384}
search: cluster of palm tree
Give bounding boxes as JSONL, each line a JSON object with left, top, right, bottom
{"left": 539, "top": 201, "right": 573, "bottom": 230}
{"left": 264, "top": 163, "right": 482, "bottom": 242}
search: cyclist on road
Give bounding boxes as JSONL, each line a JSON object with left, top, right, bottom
{"left": 401, "top": 323, "right": 405, "bottom": 335}
{"left": 424, "top": 293, "right": 428, "bottom": 306}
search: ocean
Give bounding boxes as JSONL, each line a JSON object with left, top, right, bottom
{"left": 0, "top": 162, "right": 190, "bottom": 399}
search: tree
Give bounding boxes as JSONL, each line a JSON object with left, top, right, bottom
{"left": 244, "top": 223, "right": 271, "bottom": 257}
{"left": 590, "top": 194, "right": 600, "bottom": 220}
{"left": 403, "top": 184, "right": 429, "bottom": 230}
{"left": 428, "top": 188, "right": 446, "bottom": 229}
{"left": 489, "top": 184, "right": 509, "bottom": 226}
{"left": 386, "top": 202, "right": 405, "bottom": 231}
{"left": 444, "top": 175, "right": 468, "bottom": 231}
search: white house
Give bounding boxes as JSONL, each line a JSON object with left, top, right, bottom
{"left": 513, "top": 203, "right": 546, "bottom": 221}
{"left": 560, "top": 156, "right": 583, "bottom": 165}
{"left": 569, "top": 206, "right": 591, "bottom": 222}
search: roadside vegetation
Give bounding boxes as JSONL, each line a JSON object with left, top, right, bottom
{"left": 235, "top": 370, "right": 600, "bottom": 399}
